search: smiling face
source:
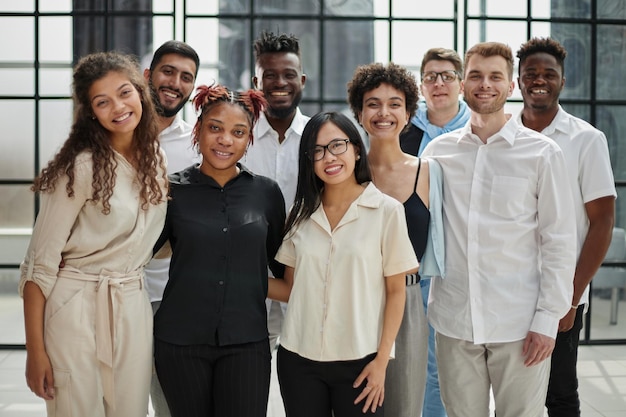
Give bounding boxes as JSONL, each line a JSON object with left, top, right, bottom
{"left": 462, "top": 55, "right": 514, "bottom": 115}
{"left": 254, "top": 52, "right": 306, "bottom": 120}
{"left": 145, "top": 53, "right": 196, "bottom": 118}
{"left": 313, "top": 122, "right": 359, "bottom": 187}
{"left": 518, "top": 52, "right": 564, "bottom": 113}
{"left": 89, "top": 71, "right": 143, "bottom": 143}
{"left": 197, "top": 102, "right": 251, "bottom": 180}
{"left": 421, "top": 59, "right": 462, "bottom": 113}
{"left": 358, "top": 83, "right": 410, "bottom": 140}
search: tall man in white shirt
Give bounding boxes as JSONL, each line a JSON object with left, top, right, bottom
{"left": 244, "top": 31, "right": 310, "bottom": 351}
{"left": 143, "top": 40, "right": 200, "bottom": 417}
{"left": 517, "top": 37, "right": 616, "bottom": 417}
{"left": 421, "top": 42, "right": 577, "bottom": 417}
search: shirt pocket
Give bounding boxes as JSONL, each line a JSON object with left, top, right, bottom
{"left": 489, "top": 176, "right": 529, "bottom": 219}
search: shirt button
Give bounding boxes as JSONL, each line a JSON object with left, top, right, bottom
{"left": 218, "top": 281, "right": 224, "bottom": 285}
{"left": 222, "top": 227, "right": 228, "bottom": 232}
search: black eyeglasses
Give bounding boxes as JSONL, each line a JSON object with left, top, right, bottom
{"left": 309, "top": 139, "right": 350, "bottom": 161}
{"left": 422, "top": 70, "right": 460, "bottom": 84}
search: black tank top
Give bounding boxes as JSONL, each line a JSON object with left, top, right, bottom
{"left": 403, "top": 159, "right": 430, "bottom": 261}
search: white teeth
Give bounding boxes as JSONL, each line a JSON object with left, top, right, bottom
{"left": 271, "top": 91, "right": 289, "bottom": 96}
{"left": 114, "top": 113, "right": 131, "bottom": 122}
{"left": 163, "top": 91, "right": 178, "bottom": 98}
{"left": 325, "top": 166, "right": 341, "bottom": 174}
{"left": 215, "top": 150, "right": 231, "bottom": 157}
{"left": 377, "top": 122, "right": 392, "bottom": 127}
{"left": 531, "top": 89, "right": 548, "bottom": 94}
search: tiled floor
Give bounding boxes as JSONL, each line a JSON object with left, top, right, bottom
{"left": 1, "top": 345, "right": 625, "bottom": 417}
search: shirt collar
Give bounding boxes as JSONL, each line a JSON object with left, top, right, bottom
{"left": 255, "top": 108, "right": 307, "bottom": 139}
{"left": 160, "top": 114, "right": 188, "bottom": 137}
{"left": 457, "top": 115, "right": 518, "bottom": 146}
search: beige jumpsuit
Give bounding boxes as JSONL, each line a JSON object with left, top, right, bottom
{"left": 19, "top": 151, "right": 167, "bottom": 417}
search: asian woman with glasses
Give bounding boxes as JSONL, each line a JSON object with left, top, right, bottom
{"left": 267, "top": 111, "right": 418, "bottom": 417}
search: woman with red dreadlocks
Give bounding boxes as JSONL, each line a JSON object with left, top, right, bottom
{"left": 152, "top": 83, "right": 286, "bottom": 417}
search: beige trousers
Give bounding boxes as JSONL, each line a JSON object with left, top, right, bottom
{"left": 44, "top": 269, "right": 153, "bottom": 417}
{"left": 436, "top": 333, "right": 550, "bottom": 417}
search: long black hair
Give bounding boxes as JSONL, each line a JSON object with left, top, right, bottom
{"left": 283, "top": 111, "right": 371, "bottom": 237}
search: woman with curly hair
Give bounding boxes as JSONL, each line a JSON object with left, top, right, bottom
{"left": 347, "top": 62, "right": 445, "bottom": 417}
{"left": 153, "top": 83, "right": 285, "bottom": 417}
{"left": 20, "top": 51, "right": 168, "bottom": 417}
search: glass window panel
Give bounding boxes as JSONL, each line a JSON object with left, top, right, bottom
{"left": 531, "top": 0, "right": 552, "bottom": 19}
{"left": 151, "top": 16, "right": 176, "bottom": 57}
{"left": 254, "top": 0, "right": 319, "bottom": 15}
{"left": 598, "top": 0, "right": 626, "bottom": 19}
{"left": 392, "top": 0, "right": 454, "bottom": 18}
{"left": 186, "top": 18, "right": 220, "bottom": 77}
{"left": 39, "top": 99, "right": 73, "bottom": 169}
{"left": 197, "top": 18, "right": 250, "bottom": 91}
{"left": 596, "top": 105, "right": 626, "bottom": 182}
{"left": 0, "top": 100, "right": 34, "bottom": 179}
{"left": 39, "top": 68, "right": 72, "bottom": 97}
{"left": 616, "top": 186, "right": 626, "bottom": 230}
{"left": 0, "top": 18, "right": 34, "bottom": 61}
{"left": 323, "top": 20, "right": 372, "bottom": 101}
{"left": 39, "top": 17, "right": 73, "bottom": 63}
{"left": 186, "top": 0, "right": 220, "bottom": 14}
{"left": 548, "top": 24, "right": 591, "bottom": 100}
{"left": 465, "top": 20, "right": 528, "bottom": 59}
{"left": 0, "top": 2, "right": 34, "bottom": 12}
{"left": 153, "top": 0, "right": 175, "bottom": 13}
{"left": 0, "top": 269, "right": 25, "bottom": 345}
{"left": 467, "top": 0, "right": 527, "bottom": 17}
{"left": 39, "top": 0, "right": 71, "bottom": 12}
{"left": 0, "top": 69, "right": 34, "bottom": 96}
{"left": 253, "top": 19, "right": 319, "bottom": 100}
{"left": 597, "top": 25, "right": 626, "bottom": 101}
{"left": 0, "top": 186, "right": 34, "bottom": 231}
{"left": 550, "top": 0, "right": 591, "bottom": 19}
{"left": 391, "top": 21, "right": 455, "bottom": 71}
{"left": 530, "top": 22, "right": 551, "bottom": 39}
{"left": 373, "top": 20, "right": 390, "bottom": 63}
{"left": 325, "top": 0, "right": 373, "bottom": 17}
{"left": 373, "top": 0, "right": 390, "bottom": 17}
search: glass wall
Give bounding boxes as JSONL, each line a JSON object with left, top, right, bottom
{"left": 1, "top": 0, "right": 625, "bottom": 346}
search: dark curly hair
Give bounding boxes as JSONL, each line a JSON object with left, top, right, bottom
{"left": 33, "top": 51, "right": 167, "bottom": 214}
{"left": 253, "top": 30, "right": 301, "bottom": 63}
{"left": 346, "top": 62, "right": 419, "bottom": 130}
{"left": 191, "top": 83, "right": 267, "bottom": 147}
{"left": 516, "top": 37, "right": 567, "bottom": 75}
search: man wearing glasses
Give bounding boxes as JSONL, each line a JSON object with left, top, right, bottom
{"left": 399, "top": 47, "right": 470, "bottom": 417}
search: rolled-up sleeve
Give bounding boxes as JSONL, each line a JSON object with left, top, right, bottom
{"left": 19, "top": 160, "right": 91, "bottom": 298}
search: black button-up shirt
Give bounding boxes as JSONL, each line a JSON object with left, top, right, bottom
{"left": 154, "top": 164, "right": 285, "bottom": 346}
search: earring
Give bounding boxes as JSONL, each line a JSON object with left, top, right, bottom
{"left": 356, "top": 155, "right": 361, "bottom": 160}
{"left": 91, "top": 116, "right": 96, "bottom": 120}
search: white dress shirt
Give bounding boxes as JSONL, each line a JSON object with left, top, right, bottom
{"left": 243, "top": 108, "right": 310, "bottom": 212}
{"left": 144, "top": 114, "right": 199, "bottom": 302}
{"left": 518, "top": 106, "right": 616, "bottom": 307}
{"left": 422, "top": 116, "right": 577, "bottom": 344}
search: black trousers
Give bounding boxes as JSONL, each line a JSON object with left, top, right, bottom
{"left": 546, "top": 304, "right": 584, "bottom": 417}
{"left": 154, "top": 338, "right": 271, "bottom": 417}
{"left": 277, "top": 346, "right": 383, "bottom": 417}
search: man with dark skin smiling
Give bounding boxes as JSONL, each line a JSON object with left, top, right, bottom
{"left": 244, "top": 31, "right": 309, "bottom": 353}
{"left": 517, "top": 37, "right": 616, "bottom": 417}
{"left": 143, "top": 40, "right": 200, "bottom": 417}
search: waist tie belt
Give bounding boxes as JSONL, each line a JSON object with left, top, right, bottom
{"left": 57, "top": 268, "right": 144, "bottom": 411}
{"left": 405, "top": 273, "right": 421, "bottom": 286}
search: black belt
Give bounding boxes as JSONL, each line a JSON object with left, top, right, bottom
{"left": 405, "top": 273, "right": 421, "bottom": 286}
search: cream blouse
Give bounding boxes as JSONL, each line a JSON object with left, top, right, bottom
{"left": 19, "top": 150, "right": 167, "bottom": 298}
{"left": 276, "top": 182, "right": 418, "bottom": 362}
